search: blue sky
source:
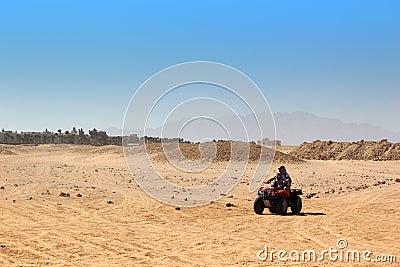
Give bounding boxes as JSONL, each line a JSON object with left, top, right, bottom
{"left": 0, "top": 0, "right": 399, "bottom": 133}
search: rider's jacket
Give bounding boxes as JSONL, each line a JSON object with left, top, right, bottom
{"left": 275, "top": 172, "right": 291, "bottom": 189}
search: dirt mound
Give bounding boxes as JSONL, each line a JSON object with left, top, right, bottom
{"left": 147, "top": 142, "right": 303, "bottom": 163}
{"left": 290, "top": 139, "right": 400, "bottom": 160}
{"left": 0, "top": 146, "right": 16, "bottom": 155}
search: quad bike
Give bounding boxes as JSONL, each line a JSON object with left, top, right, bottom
{"left": 254, "top": 184, "right": 302, "bottom": 215}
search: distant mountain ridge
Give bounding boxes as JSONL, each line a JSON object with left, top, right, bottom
{"left": 273, "top": 112, "right": 400, "bottom": 145}
{"left": 107, "top": 112, "right": 400, "bottom": 145}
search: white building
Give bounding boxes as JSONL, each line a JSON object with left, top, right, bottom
{"left": 257, "top": 137, "right": 282, "bottom": 146}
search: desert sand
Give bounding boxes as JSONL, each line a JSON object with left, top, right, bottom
{"left": 0, "top": 144, "right": 399, "bottom": 266}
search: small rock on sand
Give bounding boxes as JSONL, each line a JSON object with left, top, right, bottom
{"left": 59, "top": 192, "right": 70, "bottom": 197}
{"left": 306, "top": 193, "right": 317, "bottom": 199}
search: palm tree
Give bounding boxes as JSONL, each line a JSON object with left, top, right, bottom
{"left": 34, "top": 134, "right": 41, "bottom": 144}
{"left": 16, "top": 134, "right": 21, "bottom": 144}
{"left": 4, "top": 133, "right": 10, "bottom": 143}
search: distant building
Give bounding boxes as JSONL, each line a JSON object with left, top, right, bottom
{"left": 124, "top": 133, "right": 140, "bottom": 146}
{"left": 258, "top": 137, "right": 281, "bottom": 146}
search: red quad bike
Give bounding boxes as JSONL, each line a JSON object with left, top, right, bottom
{"left": 254, "top": 185, "right": 303, "bottom": 215}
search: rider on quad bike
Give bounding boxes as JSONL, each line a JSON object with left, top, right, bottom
{"left": 266, "top": 165, "right": 292, "bottom": 191}
{"left": 254, "top": 165, "right": 302, "bottom": 215}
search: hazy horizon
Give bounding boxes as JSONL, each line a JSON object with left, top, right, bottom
{"left": 2, "top": 111, "right": 399, "bottom": 146}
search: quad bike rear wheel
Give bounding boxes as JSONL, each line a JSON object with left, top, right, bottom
{"left": 291, "top": 196, "right": 302, "bottom": 214}
{"left": 254, "top": 196, "right": 265, "bottom": 215}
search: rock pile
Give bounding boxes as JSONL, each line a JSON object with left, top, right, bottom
{"left": 146, "top": 142, "right": 303, "bottom": 163}
{"left": 289, "top": 139, "right": 400, "bottom": 160}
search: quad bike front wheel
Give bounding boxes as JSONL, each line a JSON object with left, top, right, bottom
{"left": 276, "top": 198, "right": 288, "bottom": 215}
{"left": 268, "top": 207, "right": 277, "bottom": 213}
{"left": 254, "top": 196, "right": 265, "bottom": 215}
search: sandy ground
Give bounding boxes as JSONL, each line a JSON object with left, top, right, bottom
{"left": 0, "top": 144, "right": 399, "bottom": 266}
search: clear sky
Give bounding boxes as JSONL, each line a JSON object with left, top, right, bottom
{"left": 0, "top": 0, "right": 399, "bottom": 133}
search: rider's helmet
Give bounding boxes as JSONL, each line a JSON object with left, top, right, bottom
{"left": 278, "top": 165, "right": 286, "bottom": 174}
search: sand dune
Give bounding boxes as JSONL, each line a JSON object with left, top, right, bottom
{"left": 0, "top": 144, "right": 399, "bottom": 266}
